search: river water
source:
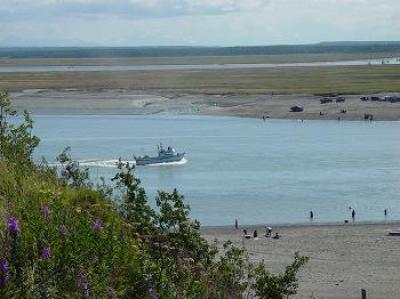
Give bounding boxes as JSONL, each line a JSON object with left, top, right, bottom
{"left": 33, "top": 114, "right": 400, "bottom": 226}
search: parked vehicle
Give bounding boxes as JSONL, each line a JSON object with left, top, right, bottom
{"left": 320, "top": 98, "right": 333, "bottom": 104}
{"left": 336, "top": 97, "right": 346, "bottom": 103}
{"left": 290, "top": 106, "right": 304, "bottom": 112}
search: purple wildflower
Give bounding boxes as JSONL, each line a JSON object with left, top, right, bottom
{"left": 7, "top": 216, "right": 20, "bottom": 235}
{"left": 78, "top": 274, "right": 89, "bottom": 298}
{"left": 106, "top": 287, "right": 115, "bottom": 298}
{"left": 0, "top": 259, "right": 9, "bottom": 288}
{"left": 41, "top": 245, "right": 51, "bottom": 260}
{"left": 78, "top": 274, "right": 88, "bottom": 289}
{"left": 0, "top": 260, "right": 8, "bottom": 274}
{"left": 0, "top": 274, "right": 8, "bottom": 288}
{"left": 41, "top": 205, "right": 50, "bottom": 218}
{"left": 93, "top": 219, "right": 102, "bottom": 233}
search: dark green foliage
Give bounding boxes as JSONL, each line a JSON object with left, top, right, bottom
{"left": 253, "top": 253, "right": 309, "bottom": 299}
{"left": 112, "top": 161, "right": 156, "bottom": 235}
{"left": 0, "top": 91, "right": 40, "bottom": 167}
{"left": 207, "top": 241, "right": 253, "bottom": 298}
{"left": 57, "top": 147, "right": 90, "bottom": 188}
{"left": 0, "top": 92, "right": 308, "bottom": 298}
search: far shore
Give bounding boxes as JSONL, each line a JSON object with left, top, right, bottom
{"left": 201, "top": 221, "right": 400, "bottom": 298}
{"left": 9, "top": 89, "right": 400, "bottom": 121}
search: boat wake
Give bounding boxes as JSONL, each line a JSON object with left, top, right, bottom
{"left": 76, "top": 157, "right": 187, "bottom": 168}
{"left": 77, "top": 159, "right": 134, "bottom": 168}
{"left": 146, "top": 157, "right": 187, "bottom": 167}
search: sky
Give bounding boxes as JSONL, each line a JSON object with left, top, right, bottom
{"left": 0, "top": 0, "right": 399, "bottom": 47}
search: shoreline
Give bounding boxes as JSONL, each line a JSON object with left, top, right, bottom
{"left": 29, "top": 111, "right": 400, "bottom": 123}
{"left": 9, "top": 89, "right": 400, "bottom": 121}
{"left": 201, "top": 219, "right": 400, "bottom": 231}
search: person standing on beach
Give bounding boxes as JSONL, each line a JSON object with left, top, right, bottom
{"left": 265, "top": 226, "right": 272, "bottom": 237}
{"left": 384, "top": 209, "right": 388, "bottom": 217}
{"left": 310, "top": 210, "right": 314, "bottom": 220}
{"left": 352, "top": 209, "right": 356, "bottom": 221}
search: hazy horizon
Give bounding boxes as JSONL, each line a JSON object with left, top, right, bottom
{"left": 2, "top": 40, "right": 400, "bottom": 49}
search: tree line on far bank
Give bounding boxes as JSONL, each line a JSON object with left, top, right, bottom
{"left": 2, "top": 41, "right": 400, "bottom": 59}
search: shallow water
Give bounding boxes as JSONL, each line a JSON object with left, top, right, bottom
{"left": 33, "top": 115, "right": 400, "bottom": 226}
{"left": 2, "top": 57, "right": 400, "bottom": 73}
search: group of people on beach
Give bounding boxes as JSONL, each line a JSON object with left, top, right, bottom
{"left": 242, "top": 227, "right": 280, "bottom": 240}
{"left": 309, "top": 207, "right": 389, "bottom": 222}
{"left": 235, "top": 207, "right": 390, "bottom": 240}
{"left": 235, "top": 219, "right": 281, "bottom": 240}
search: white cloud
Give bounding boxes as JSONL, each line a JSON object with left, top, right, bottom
{"left": 0, "top": 0, "right": 270, "bottom": 18}
{"left": 0, "top": 0, "right": 399, "bottom": 46}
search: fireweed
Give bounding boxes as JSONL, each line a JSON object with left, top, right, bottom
{"left": 78, "top": 274, "right": 89, "bottom": 299}
{"left": 93, "top": 218, "right": 102, "bottom": 233}
{"left": 7, "top": 216, "right": 20, "bottom": 235}
{"left": 41, "top": 205, "right": 50, "bottom": 218}
{"left": 41, "top": 245, "right": 51, "bottom": 260}
{"left": 0, "top": 259, "right": 9, "bottom": 288}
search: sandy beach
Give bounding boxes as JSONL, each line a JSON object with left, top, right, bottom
{"left": 9, "top": 89, "right": 400, "bottom": 121}
{"left": 202, "top": 222, "right": 400, "bottom": 298}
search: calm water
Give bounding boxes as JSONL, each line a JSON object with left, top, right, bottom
{"left": 33, "top": 115, "right": 400, "bottom": 226}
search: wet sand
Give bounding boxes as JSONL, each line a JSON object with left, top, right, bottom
{"left": 201, "top": 222, "right": 400, "bottom": 298}
{"left": 10, "top": 89, "right": 400, "bottom": 121}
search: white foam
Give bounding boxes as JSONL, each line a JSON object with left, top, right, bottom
{"left": 146, "top": 157, "right": 188, "bottom": 167}
{"left": 76, "top": 157, "right": 187, "bottom": 168}
{"left": 78, "top": 159, "right": 135, "bottom": 168}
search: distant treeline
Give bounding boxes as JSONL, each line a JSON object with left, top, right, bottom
{"left": 1, "top": 41, "right": 400, "bottom": 59}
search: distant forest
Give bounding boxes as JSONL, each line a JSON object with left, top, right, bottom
{"left": 1, "top": 41, "right": 400, "bottom": 59}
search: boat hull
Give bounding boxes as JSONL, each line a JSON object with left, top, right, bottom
{"left": 135, "top": 153, "right": 185, "bottom": 166}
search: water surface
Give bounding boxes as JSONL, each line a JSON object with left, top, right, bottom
{"left": 33, "top": 115, "right": 400, "bottom": 226}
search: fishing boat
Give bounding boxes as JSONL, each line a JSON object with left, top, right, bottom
{"left": 134, "top": 144, "right": 185, "bottom": 166}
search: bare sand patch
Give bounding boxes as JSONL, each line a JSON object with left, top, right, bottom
{"left": 202, "top": 222, "right": 400, "bottom": 298}
{"left": 10, "top": 89, "right": 400, "bottom": 121}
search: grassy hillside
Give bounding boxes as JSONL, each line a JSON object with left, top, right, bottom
{"left": 0, "top": 92, "right": 307, "bottom": 298}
